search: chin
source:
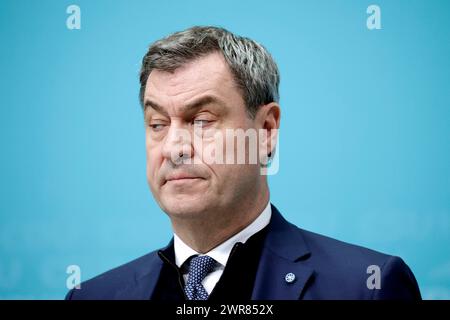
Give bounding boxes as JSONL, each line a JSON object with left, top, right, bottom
{"left": 159, "top": 194, "right": 210, "bottom": 218}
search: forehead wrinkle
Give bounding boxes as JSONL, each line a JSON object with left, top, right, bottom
{"left": 148, "top": 52, "right": 233, "bottom": 94}
{"left": 145, "top": 92, "right": 227, "bottom": 120}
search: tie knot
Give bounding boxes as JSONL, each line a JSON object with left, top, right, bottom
{"left": 186, "top": 255, "right": 216, "bottom": 284}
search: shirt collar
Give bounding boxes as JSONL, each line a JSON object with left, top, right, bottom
{"left": 174, "top": 201, "right": 272, "bottom": 268}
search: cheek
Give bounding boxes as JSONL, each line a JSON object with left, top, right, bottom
{"left": 209, "top": 163, "right": 259, "bottom": 191}
{"left": 145, "top": 140, "right": 163, "bottom": 183}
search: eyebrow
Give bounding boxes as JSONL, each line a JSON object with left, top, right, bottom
{"left": 144, "top": 95, "right": 226, "bottom": 115}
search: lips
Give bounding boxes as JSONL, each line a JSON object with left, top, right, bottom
{"left": 164, "top": 173, "right": 203, "bottom": 185}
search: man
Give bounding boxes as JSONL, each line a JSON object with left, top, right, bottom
{"left": 66, "top": 26, "right": 421, "bottom": 300}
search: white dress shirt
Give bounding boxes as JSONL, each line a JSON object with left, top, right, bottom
{"left": 173, "top": 201, "right": 272, "bottom": 295}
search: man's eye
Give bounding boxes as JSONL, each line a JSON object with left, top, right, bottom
{"left": 149, "top": 123, "right": 166, "bottom": 131}
{"left": 193, "top": 119, "right": 210, "bottom": 127}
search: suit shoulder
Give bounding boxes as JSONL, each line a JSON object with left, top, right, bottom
{"left": 293, "top": 226, "right": 420, "bottom": 299}
{"left": 66, "top": 250, "right": 161, "bottom": 300}
{"left": 298, "top": 226, "right": 391, "bottom": 265}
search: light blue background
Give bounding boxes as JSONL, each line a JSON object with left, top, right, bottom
{"left": 0, "top": 0, "right": 449, "bottom": 299}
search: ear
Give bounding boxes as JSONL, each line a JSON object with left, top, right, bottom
{"left": 255, "top": 102, "right": 281, "bottom": 165}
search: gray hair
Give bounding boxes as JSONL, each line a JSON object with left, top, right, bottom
{"left": 139, "top": 26, "right": 280, "bottom": 118}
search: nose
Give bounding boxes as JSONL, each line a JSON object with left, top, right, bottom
{"left": 161, "top": 123, "right": 193, "bottom": 165}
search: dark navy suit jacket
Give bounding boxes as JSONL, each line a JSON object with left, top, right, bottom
{"left": 66, "top": 205, "right": 421, "bottom": 300}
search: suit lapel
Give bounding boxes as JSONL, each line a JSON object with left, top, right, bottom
{"left": 114, "top": 242, "right": 172, "bottom": 300}
{"left": 252, "top": 205, "right": 314, "bottom": 300}
{"left": 114, "top": 265, "right": 162, "bottom": 300}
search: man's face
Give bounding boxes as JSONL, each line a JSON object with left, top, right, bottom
{"left": 143, "top": 52, "right": 263, "bottom": 219}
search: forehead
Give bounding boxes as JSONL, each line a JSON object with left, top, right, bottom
{"left": 144, "top": 52, "right": 242, "bottom": 111}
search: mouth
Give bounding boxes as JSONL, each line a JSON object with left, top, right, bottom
{"left": 163, "top": 175, "right": 204, "bottom": 186}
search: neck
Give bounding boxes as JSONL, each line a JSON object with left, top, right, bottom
{"left": 171, "top": 186, "right": 269, "bottom": 253}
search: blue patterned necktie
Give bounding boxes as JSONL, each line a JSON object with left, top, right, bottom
{"left": 184, "top": 255, "right": 217, "bottom": 300}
